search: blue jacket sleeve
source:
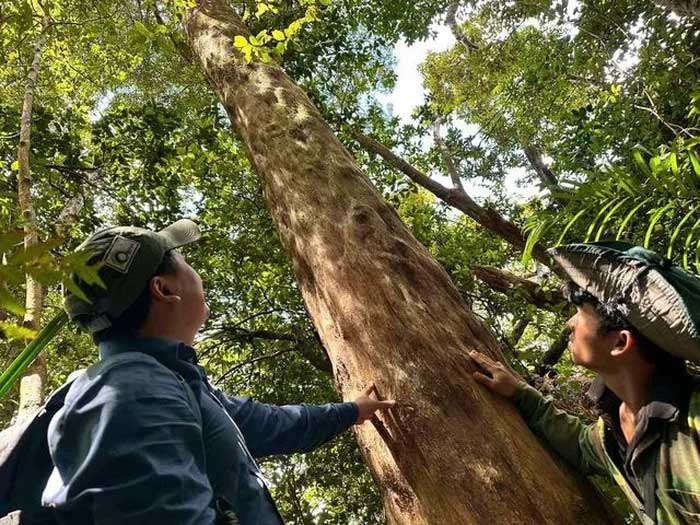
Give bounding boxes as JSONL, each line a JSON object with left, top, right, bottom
{"left": 42, "top": 358, "right": 216, "bottom": 525}
{"left": 211, "top": 389, "right": 358, "bottom": 458}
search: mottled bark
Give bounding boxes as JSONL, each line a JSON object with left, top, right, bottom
{"left": 15, "top": 15, "right": 50, "bottom": 419}
{"left": 653, "top": 0, "right": 700, "bottom": 18}
{"left": 472, "top": 265, "right": 565, "bottom": 311}
{"left": 354, "top": 131, "right": 552, "bottom": 267}
{"left": 185, "top": 2, "right": 619, "bottom": 523}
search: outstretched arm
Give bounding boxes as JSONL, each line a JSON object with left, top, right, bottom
{"left": 469, "top": 351, "right": 606, "bottom": 476}
{"left": 214, "top": 383, "right": 395, "bottom": 457}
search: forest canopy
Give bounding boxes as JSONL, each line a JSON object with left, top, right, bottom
{"left": 1, "top": 0, "right": 699, "bottom": 523}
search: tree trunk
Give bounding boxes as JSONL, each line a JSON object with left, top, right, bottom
{"left": 15, "top": 15, "right": 50, "bottom": 420}
{"left": 184, "top": 2, "right": 619, "bottom": 523}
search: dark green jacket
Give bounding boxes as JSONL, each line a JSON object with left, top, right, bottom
{"left": 513, "top": 378, "right": 700, "bottom": 525}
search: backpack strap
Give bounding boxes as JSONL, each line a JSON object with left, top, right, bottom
{"left": 0, "top": 372, "right": 84, "bottom": 519}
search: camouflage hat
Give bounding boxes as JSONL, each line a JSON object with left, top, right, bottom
{"left": 64, "top": 219, "right": 201, "bottom": 333}
{"left": 549, "top": 241, "right": 700, "bottom": 363}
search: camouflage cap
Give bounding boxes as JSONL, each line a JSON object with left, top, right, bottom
{"left": 64, "top": 219, "right": 201, "bottom": 333}
{"left": 550, "top": 241, "right": 700, "bottom": 363}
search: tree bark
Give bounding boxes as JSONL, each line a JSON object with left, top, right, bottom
{"left": 184, "top": 2, "right": 619, "bottom": 523}
{"left": 16, "top": 14, "right": 50, "bottom": 420}
{"left": 445, "top": 2, "right": 478, "bottom": 52}
{"left": 537, "top": 328, "right": 571, "bottom": 376}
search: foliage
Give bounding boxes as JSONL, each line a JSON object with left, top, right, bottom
{"left": 233, "top": 0, "right": 331, "bottom": 63}
{"left": 523, "top": 120, "right": 700, "bottom": 267}
{"left": 1, "top": 0, "right": 698, "bottom": 522}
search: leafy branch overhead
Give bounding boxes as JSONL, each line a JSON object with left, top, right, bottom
{"left": 0, "top": 231, "right": 102, "bottom": 341}
{"left": 233, "top": 0, "right": 332, "bottom": 63}
{"left": 523, "top": 103, "right": 700, "bottom": 270}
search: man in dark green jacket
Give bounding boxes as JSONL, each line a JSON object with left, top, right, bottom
{"left": 471, "top": 242, "right": 700, "bottom": 525}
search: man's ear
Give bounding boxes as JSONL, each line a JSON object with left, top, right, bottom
{"left": 610, "top": 329, "right": 635, "bottom": 358}
{"left": 149, "top": 276, "right": 181, "bottom": 304}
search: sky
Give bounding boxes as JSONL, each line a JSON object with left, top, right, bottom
{"left": 377, "top": 24, "right": 542, "bottom": 204}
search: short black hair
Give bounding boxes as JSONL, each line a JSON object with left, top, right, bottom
{"left": 92, "top": 250, "right": 179, "bottom": 344}
{"left": 563, "top": 281, "right": 684, "bottom": 372}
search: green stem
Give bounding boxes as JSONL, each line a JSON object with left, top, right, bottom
{"left": 0, "top": 311, "right": 68, "bottom": 399}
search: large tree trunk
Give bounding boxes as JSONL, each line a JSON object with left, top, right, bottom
{"left": 185, "top": 2, "right": 619, "bottom": 523}
{"left": 15, "top": 15, "right": 50, "bottom": 420}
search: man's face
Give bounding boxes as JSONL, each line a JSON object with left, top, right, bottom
{"left": 168, "top": 251, "right": 209, "bottom": 330}
{"left": 566, "top": 303, "right": 620, "bottom": 371}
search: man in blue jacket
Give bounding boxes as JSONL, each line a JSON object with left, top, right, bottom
{"left": 41, "top": 219, "right": 394, "bottom": 524}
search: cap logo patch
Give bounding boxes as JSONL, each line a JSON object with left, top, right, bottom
{"left": 103, "top": 235, "right": 140, "bottom": 274}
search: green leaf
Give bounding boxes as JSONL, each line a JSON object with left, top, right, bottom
{"left": 233, "top": 35, "right": 249, "bottom": 48}
{"left": 632, "top": 148, "right": 651, "bottom": 177}
{"left": 668, "top": 204, "right": 700, "bottom": 259}
{"left": 10, "top": 160, "right": 19, "bottom": 171}
{"left": 616, "top": 198, "right": 652, "bottom": 240}
{"left": 595, "top": 197, "right": 630, "bottom": 241}
{"left": 272, "top": 30, "right": 285, "bottom": 41}
{"left": 255, "top": 2, "right": 269, "bottom": 18}
{"left": 689, "top": 149, "right": 700, "bottom": 178}
{"left": 0, "top": 312, "right": 68, "bottom": 399}
{"left": 556, "top": 206, "right": 591, "bottom": 246}
{"left": 134, "top": 21, "right": 151, "bottom": 37}
{"left": 521, "top": 219, "right": 550, "bottom": 265}
{"left": 682, "top": 215, "right": 700, "bottom": 269}
{"left": 643, "top": 202, "right": 675, "bottom": 248}
{"left": 0, "top": 322, "right": 36, "bottom": 341}
{"left": 0, "top": 286, "right": 25, "bottom": 316}
{"left": 585, "top": 197, "right": 618, "bottom": 242}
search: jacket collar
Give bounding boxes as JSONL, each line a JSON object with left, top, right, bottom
{"left": 98, "top": 335, "right": 199, "bottom": 368}
{"left": 587, "top": 368, "right": 695, "bottom": 423}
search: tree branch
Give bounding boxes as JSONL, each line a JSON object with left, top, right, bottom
{"left": 214, "top": 347, "right": 295, "bottom": 385}
{"left": 445, "top": 2, "right": 479, "bottom": 52}
{"left": 472, "top": 265, "right": 565, "bottom": 310}
{"left": 352, "top": 130, "right": 552, "bottom": 266}
{"left": 537, "top": 328, "right": 570, "bottom": 375}
{"left": 523, "top": 143, "right": 558, "bottom": 189}
{"left": 433, "top": 119, "right": 466, "bottom": 193}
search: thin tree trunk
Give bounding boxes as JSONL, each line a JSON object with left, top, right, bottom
{"left": 537, "top": 328, "right": 571, "bottom": 375}
{"left": 16, "top": 14, "right": 50, "bottom": 420}
{"left": 445, "top": 4, "right": 560, "bottom": 194}
{"left": 185, "top": 2, "right": 619, "bottom": 523}
{"left": 432, "top": 119, "right": 465, "bottom": 193}
{"left": 445, "top": 2, "right": 478, "bottom": 52}
{"left": 509, "top": 318, "right": 529, "bottom": 347}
